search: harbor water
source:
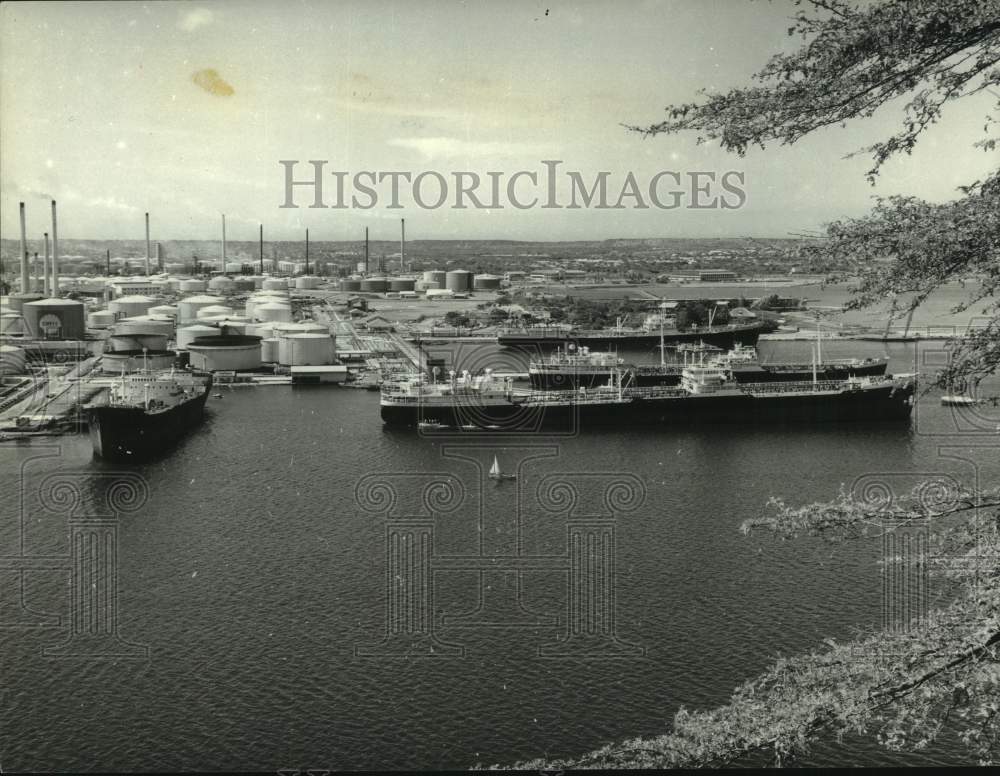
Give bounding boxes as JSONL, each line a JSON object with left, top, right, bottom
{"left": 2, "top": 340, "right": 998, "bottom": 770}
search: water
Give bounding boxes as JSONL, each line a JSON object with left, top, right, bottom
{"left": 2, "top": 340, "right": 998, "bottom": 770}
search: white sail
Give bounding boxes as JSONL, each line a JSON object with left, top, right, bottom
{"left": 489, "top": 456, "right": 500, "bottom": 477}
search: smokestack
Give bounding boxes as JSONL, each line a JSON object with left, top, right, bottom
{"left": 33, "top": 252, "right": 39, "bottom": 293}
{"left": 221, "top": 214, "right": 227, "bottom": 271}
{"left": 106, "top": 248, "right": 110, "bottom": 276}
{"left": 43, "top": 233, "right": 51, "bottom": 296}
{"left": 50, "top": 200, "right": 59, "bottom": 297}
{"left": 259, "top": 224, "right": 264, "bottom": 275}
{"left": 305, "top": 229, "right": 309, "bottom": 275}
{"left": 364, "top": 227, "right": 369, "bottom": 275}
{"left": 144, "top": 212, "right": 151, "bottom": 276}
{"left": 156, "top": 242, "right": 163, "bottom": 272}
{"left": 18, "top": 202, "right": 28, "bottom": 294}
{"left": 400, "top": 218, "right": 406, "bottom": 273}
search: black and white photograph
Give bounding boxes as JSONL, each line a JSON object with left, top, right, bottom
{"left": 1, "top": 0, "right": 999, "bottom": 771}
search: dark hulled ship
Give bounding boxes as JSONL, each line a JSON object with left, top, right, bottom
{"left": 86, "top": 368, "right": 212, "bottom": 460}
{"left": 528, "top": 343, "right": 889, "bottom": 390}
{"left": 497, "top": 318, "right": 776, "bottom": 349}
{"left": 380, "top": 364, "right": 916, "bottom": 431}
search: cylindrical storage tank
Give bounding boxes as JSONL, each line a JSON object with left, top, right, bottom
{"left": 262, "top": 277, "right": 286, "bottom": 292}
{"left": 0, "top": 345, "right": 27, "bottom": 375}
{"left": 179, "top": 278, "right": 207, "bottom": 293}
{"left": 21, "top": 298, "right": 86, "bottom": 339}
{"left": 165, "top": 278, "right": 181, "bottom": 292}
{"left": 340, "top": 278, "right": 362, "bottom": 292}
{"left": 178, "top": 295, "right": 224, "bottom": 322}
{"left": 108, "top": 295, "right": 154, "bottom": 318}
{"left": 8, "top": 293, "right": 44, "bottom": 313}
{"left": 109, "top": 332, "right": 169, "bottom": 352}
{"left": 148, "top": 304, "right": 178, "bottom": 319}
{"left": 0, "top": 313, "right": 26, "bottom": 336}
{"left": 247, "top": 275, "right": 265, "bottom": 289}
{"left": 215, "top": 319, "right": 248, "bottom": 335}
{"left": 283, "top": 333, "right": 335, "bottom": 366}
{"left": 277, "top": 335, "right": 293, "bottom": 366}
{"left": 87, "top": 310, "right": 116, "bottom": 329}
{"left": 414, "top": 279, "right": 441, "bottom": 292}
{"left": 113, "top": 316, "right": 174, "bottom": 337}
{"left": 196, "top": 304, "right": 235, "bottom": 320}
{"left": 233, "top": 277, "right": 256, "bottom": 292}
{"left": 99, "top": 350, "right": 176, "bottom": 373}
{"left": 295, "top": 275, "right": 320, "bottom": 289}
{"left": 261, "top": 337, "right": 279, "bottom": 363}
{"left": 424, "top": 270, "right": 447, "bottom": 286}
{"left": 286, "top": 277, "right": 296, "bottom": 288}
{"left": 187, "top": 335, "right": 262, "bottom": 371}
{"left": 208, "top": 276, "right": 235, "bottom": 294}
{"left": 253, "top": 301, "right": 292, "bottom": 323}
{"left": 245, "top": 322, "right": 277, "bottom": 339}
{"left": 473, "top": 274, "right": 501, "bottom": 290}
{"left": 175, "top": 323, "right": 218, "bottom": 349}
{"left": 389, "top": 277, "right": 416, "bottom": 292}
{"left": 360, "top": 277, "right": 389, "bottom": 293}
{"left": 445, "top": 270, "right": 473, "bottom": 292}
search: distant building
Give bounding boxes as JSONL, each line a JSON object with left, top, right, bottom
{"left": 666, "top": 269, "right": 738, "bottom": 282}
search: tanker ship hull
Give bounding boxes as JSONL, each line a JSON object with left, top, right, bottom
{"left": 87, "top": 388, "right": 210, "bottom": 461}
{"left": 381, "top": 382, "right": 915, "bottom": 431}
{"left": 499, "top": 320, "right": 774, "bottom": 349}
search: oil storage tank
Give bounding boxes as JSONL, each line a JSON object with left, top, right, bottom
{"left": 424, "top": 270, "right": 446, "bottom": 287}
{"left": 108, "top": 295, "right": 154, "bottom": 319}
{"left": 473, "top": 274, "right": 501, "bottom": 290}
{"left": 277, "top": 333, "right": 335, "bottom": 366}
{"left": 261, "top": 338, "right": 280, "bottom": 363}
{"left": 360, "top": 277, "right": 389, "bottom": 293}
{"left": 178, "top": 278, "right": 207, "bottom": 293}
{"left": 196, "top": 304, "right": 235, "bottom": 320}
{"left": 295, "top": 276, "right": 320, "bottom": 290}
{"left": 178, "top": 295, "right": 224, "bottom": 322}
{"left": 445, "top": 270, "right": 473, "bottom": 292}
{"left": 175, "top": 323, "right": 218, "bottom": 349}
{"left": 208, "top": 276, "right": 236, "bottom": 294}
{"left": 262, "top": 277, "right": 287, "bottom": 292}
{"left": 187, "top": 334, "right": 262, "bottom": 371}
{"left": 0, "top": 345, "right": 27, "bottom": 375}
{"left": 389, "top": 277, "right": 416, "bottom": 292}
{"left": 340, "top": 278, "right": 362, "bottom": 292}
{"left": 22, "top": 298, "right": 86, "bottom": 339}
{"left": 253, "top": 301, "right": 292, "bottom": 323}
{"left": 87, "top": 310, "right": 116, "bottom": 329}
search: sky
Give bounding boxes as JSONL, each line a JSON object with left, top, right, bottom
{"left": 1, "top": 0, "right": 996, "bottom": 243}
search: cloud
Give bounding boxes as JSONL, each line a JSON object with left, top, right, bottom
{"left": 179, "top": 8, "right": 214, "bottom": 32}
{"left": 386, "top": 136, "right": 544, "bottom": 161}
{"left": 192, "top": 69, "right": 234, "bottom": 97}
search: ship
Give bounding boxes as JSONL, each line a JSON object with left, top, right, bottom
{"left": 380, "top": 364, "right": 916, "bottom": 431}
{"left": 528, "top": 342, "right": 889, "bottom": 390}
{"left": 496, "top": 318, "right": 776, "bottom": 349}
{"left": 86, "top": 367, "right": 213, "bottom": 460}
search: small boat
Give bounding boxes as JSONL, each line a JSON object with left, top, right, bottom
{"left": 488, "top": 455, "right": 516, "bottom": 481}
{"left": 941, "top": 395, "right": 976, "bottom": 406}
{"left": 212, "top": 393, "right": 224, "bottom": 399}
{"left": 418, "top": 420, "right": 446, "bottom": 430}
{"left": 460, "top": 424, "right": 478, "bottom": 431}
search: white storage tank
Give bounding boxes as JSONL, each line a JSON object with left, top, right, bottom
{"left": 178, "top": 295, "right": 224, "bottom": 322}
{"left": 253, "top": 301, "right": 293, "bottom": 323}
{"left": 445, "top": 270, "right": 473, "bottom": 292}
{"left": 245, "top": 293, "right": 288, "bottom": 320}
{"left": 261, "top": 338, "right": 280, "bottom": 363}
{"left": 196, "top": 304, "right": 235, "bottom": 320}
{"left": 187, "top": 334, "right": 262, "bottom": 371}
{"left": 179, "top": 278, "right": 207, "bottom": 293}
{"left": 214, "top": 319, "right": 248, "bottom": 335}
{"left": 113, "top": 316, "right": 174, "bottom": 337}
{"left": 175, "top": 323, "right": 218, "bottom": 349}
{"left": 208, "top": 276, "right": 236, "bottom": 294}
{"left": 262, "top": 277, "right": 287, "bottom": 292}
{"left": 87, "top": 310, "right": 116, "bottom": 329}
{"left": 100, "top": 350, "right": 176, "bottom": 374}
{"left": 424, "top": 270, "right": 447, "bottom": 286}
{"left": 473, "top": 274, "right": 501, "bottom": 290}
{"left": 148, "top": 304, "right": 178, "bottom": 319}
{"left": 340, "top": 278, "right": 362, "bottom": 292}
{"left": 108, "top": 295, "right": 154, "bottom": 319}
{"left": 295, "top": 275, "right": 320, "bottom": 289}
{"left": 233, "top": 277, "right": 256, "bottom": 292}
{"left": 0, "top": 345, "right": 27, "bottom": 375}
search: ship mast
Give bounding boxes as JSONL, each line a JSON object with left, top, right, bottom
{"left": 659, "top": 301, "right": 666, "bottom": 367}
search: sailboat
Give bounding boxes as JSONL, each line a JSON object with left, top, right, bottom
{"left": 489, "top": 455, "right": 516, "bottom": 481}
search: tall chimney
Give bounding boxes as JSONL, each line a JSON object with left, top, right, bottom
{"left": 33, "top": 252, "right": 39, "bottom": 293}
{"left": 305, "top": 228, "right": 310, "bottom": 275}
{"left": 156, "top": 242, "right": 163, "bottom": 271}
{"left": 221, "top": 214, "right": 227, "bottom": 271}
{"left": 364, "top": 227, "right": 369, "bottom": 275}
{"left": 144, "top": 212, "right": 151, "bottom": 276}
{"left": 259, "top": 224, "right": 264, "bottom": 275}
{"left": 106, "top": 248, "right": 110, "bottom": 276}
{"left": 50, "top": 200, "right": 59, "bottom": 297}
{"left": 18, "top": 202, "right": 29, "bottom": 294}
{"left": 400, "top": 218, "right": 406, "bottom": 273}
{"left": 43, "top": 233, "right": 51, "bottom": 296}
